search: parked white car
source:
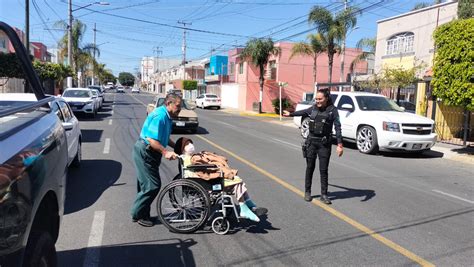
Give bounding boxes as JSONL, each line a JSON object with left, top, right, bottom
{"left": 0, "top": 93, "right": 82, "bottom": 167}
{"left": 62, "top": 88, "right": 98, "bottom": 117}
{"left": 293, "top": 92, "right": 437, "bottom": 154}
{"left": 131, "top": 87, "right": 140, "bottom": 93}
{"left": 89, "top": 88, "right": 103, "bottom": 110}
{"left": 196, "top": 93, "right": 221, "bottom": 109}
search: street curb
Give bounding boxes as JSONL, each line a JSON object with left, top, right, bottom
{"left": 431, "top": 146, "right": 474, "bottom": 165}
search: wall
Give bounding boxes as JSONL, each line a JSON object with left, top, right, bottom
{"left": 374, "top": 1, "right": 458, "bottom": 73}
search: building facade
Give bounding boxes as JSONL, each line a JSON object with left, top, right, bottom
{"left": 225, "top": 42, "right": 367, "bottom": 112}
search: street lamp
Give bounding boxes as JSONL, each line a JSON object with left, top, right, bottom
{"left": 67, "top": 1, "right": 109, "bottom": 87}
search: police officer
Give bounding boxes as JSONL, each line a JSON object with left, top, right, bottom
{"left": 284, "top": 89, "right": 343, "bottom": 204}
{"left": 131, "top": 93, "right": 181, "bottom": 226}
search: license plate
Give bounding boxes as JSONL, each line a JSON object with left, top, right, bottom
{"left": 412, "top": 144, "right": 422, "bottom": 149}
{"left": 176, "top": 121, "right": 185, "bottom": 127}
{"left": 71, "top": 106, "right": 78, "bottom": 110}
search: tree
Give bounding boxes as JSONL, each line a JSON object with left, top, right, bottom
{"left": 118, "top": 72, "right": 135, "bottom": 86}
{"left": 458, "top": 0, "right": 474, "bottom": 19}
{"left": 350, "top": 37, "right": 376, "bottom": 74}
{"left": 240, "top": 38, "right": 280, "bottom": 113}
{"left": 55, "top": 19, "right": 99, "bottom": 86}
{"left": 432, "top": 18, "right": 474, "bottom": 109}
{"left": 289, "top": 33, "right": 325, "bottom": 84}
{"left": 308, "top": 5, "right": 359, "bottom": 83}
{"left": 411, "top": 2, "right": 430, "bottom": 10}
{"left": 382, "top": 66, "right": 418, "bottom": 105}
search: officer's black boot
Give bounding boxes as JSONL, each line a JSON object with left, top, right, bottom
{"left": 320, "top": 194, "right": 332, "bottom": 205}
{"left": 304, "top": 191, "right": 312, "bottom": 202}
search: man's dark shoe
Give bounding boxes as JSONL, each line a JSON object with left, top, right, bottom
{"left": 320, "top": 194, "right": 332, "bottom": 205}
{"left": 252, "top": 207, "right": 268, "bottom": 216}
{"left": 304, "top": 191, "right": 312, "bottom": 202}
{"left": 137, "top": 218, "right": 154, "bottom": 227}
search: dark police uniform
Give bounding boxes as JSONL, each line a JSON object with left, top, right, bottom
{"left": 290, "top": 104, "right": 342, "bottom": 198}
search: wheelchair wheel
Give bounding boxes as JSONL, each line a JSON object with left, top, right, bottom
{"left": 157, "top": 179, "right": 210, "bottom": 234}
{"left": 211, "top": 217, "right": 230, "bottom": 235}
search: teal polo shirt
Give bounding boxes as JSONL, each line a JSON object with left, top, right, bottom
{"left": 140, "top": 105, "right": 172, "bottom": 147}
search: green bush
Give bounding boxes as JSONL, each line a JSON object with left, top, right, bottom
{"left": 272, "top": 97, "right": 292, "bottom": 114}
{"left": 432, "top": 18, "right": 474, "bottom": 110}
{"left": 182, "top": 80, "right": 198, "bottom": 90}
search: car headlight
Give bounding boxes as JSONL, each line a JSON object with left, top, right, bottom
{"left": 383, "top": 121, "right": 400, "bottom": 132}
{"left": 188, "top": 117, "right": 198, "bottom": 122}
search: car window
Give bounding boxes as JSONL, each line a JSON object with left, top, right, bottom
{"left": 355, "top": 96, "right": 403, "bottom": 112}
{"left": 63, "top": 90, "right": 90, "bottom": 98}
{"left": 52, "top": 102, "right": 65, "bottom": 122}
{"left": 91, "top": 90, "right": 98, "bottom": 96}
{"left": 58, "top": 101, "right": 73, "bottom": 121}
{"left": 337, "top": 95, "right": 354, "bottom": 109}
{"left": 205, "top": 94, "right": 218, "bottom": 98}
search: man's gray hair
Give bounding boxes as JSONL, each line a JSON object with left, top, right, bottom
{"left": 165, "top": 93, "right": 182, "bottom": 106}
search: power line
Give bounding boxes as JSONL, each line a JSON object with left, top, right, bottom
{"left": 64, "top": 2, "right": 253, "bottom": 38}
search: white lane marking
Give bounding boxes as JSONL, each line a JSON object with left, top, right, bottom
{"left": 83, "top": 211, "right": 106, "bottom": 267}
{"left": 216, "top": 121, "right": 238, "bottom": 129}
{"left": 271, "top": 138, "right": 301, "bottom": 149}
{"left": 432, "top": 190, "right": 474, "bottom": 204}
{"left": 103, "top": 138, "right": 111, "bottom": 154}
{"left": 111, "top": 110, "right": 114, "bottom": 115}
{"left": 108, "top": 119, "right": 112, "bottom": 125}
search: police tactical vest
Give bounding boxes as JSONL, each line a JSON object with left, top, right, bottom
{"left": 308, "top": 106, "right": 334, "bottom": 136}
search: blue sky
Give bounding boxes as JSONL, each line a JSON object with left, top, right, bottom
{"left": 1, "top": 0, "right": 424, "bottom": 75}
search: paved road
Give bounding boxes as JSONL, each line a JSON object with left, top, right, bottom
{"left": 56, "top": 91, "right": 474, "bottom": 266}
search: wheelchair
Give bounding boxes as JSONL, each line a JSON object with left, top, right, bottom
{"left": 156, "top": 157, "right": 240, "bottom": 235}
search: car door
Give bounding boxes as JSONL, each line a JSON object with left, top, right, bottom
{"left": 336, "top": 95, "right": 358, "bottom": 140}
{"left": 58, "top": 100, "right": 79, "bottom": 163}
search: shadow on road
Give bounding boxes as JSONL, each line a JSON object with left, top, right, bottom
{"left": 171, "top": 126, "right": 210, "bottom": 135}
{"left": 58, "top": 238, "right": 197, "bottom": 267}
{"left": 341, "top": 141, "right": 444, "bottom": 159}
{"left": 326, "top": 184, "right": 376, "bottom": 202}
{"left": 80, "top": 129, "right": 103, "bottom": 143}
{"left": 65, "top": 159, "right": 122, "bottom": 214}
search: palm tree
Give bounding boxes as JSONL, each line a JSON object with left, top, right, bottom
{"left": 240, "top": 38, "right": 280, "bottom": 113}
{"left": 289, "top": 33, "right": 326, "bottom": 85}
{"left": 350, "top": 37, "right": 376, "bottom": 75}
{"left": 55, "top": 19, "right": 99, "bottom": 86}
{"left": 308, "top": 5, "right": 359, "bottom": 84}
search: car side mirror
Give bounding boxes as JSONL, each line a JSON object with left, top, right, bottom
{"left": 63, "top": 122, "right": 74, "bottom": 131}
{"left": 341, "top": 103, "right": 354, "bottom": 112}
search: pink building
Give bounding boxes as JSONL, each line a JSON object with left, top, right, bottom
{"left": 229, "top": 42, "right": 368, "bottom": 112}
{"left": 30, "top": 42, "right": 49, "bottom": 62}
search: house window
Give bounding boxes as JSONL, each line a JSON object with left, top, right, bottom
{"left": 269, "top": 60, "right": 277, "bottom": 80}
{"left": 386, "top": 32, "right": 415, "bottom": 55}
{"left": 230, "top": 62, "right": 235, "bottom": 74}
{"left": 239, "top": 63, "right": 243, "bottom": 74}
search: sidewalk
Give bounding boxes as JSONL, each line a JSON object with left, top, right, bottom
{"left": 219, "top": 107, "right": 474, "bottom": 165}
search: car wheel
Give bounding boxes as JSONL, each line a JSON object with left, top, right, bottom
{"left": 357, "top": 126, "right": 378, "bottom": 154}
{"left": 300, "top": 117, "right": 310, "bottom": 139}
{"left": 23, "top": 231, "right": 57, "bottom": 267}
{"left": 72, "top": 141, "right": 81, "bottom": 168}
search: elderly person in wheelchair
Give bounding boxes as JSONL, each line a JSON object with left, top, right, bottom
{"left": 174, "top": 137, "right": 267, "bottom": 222}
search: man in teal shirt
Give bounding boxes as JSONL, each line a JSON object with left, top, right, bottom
{"left": 131, "top": 93, "right": 181, "bottom": 227}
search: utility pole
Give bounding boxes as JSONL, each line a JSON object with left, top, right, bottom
{"left": 25, "top": 0, "right": 30, "bottom": 93}
{"left": 67, "top": 0, "right": 73, "bottom": 87}
{"left": 339, "top": 0, "right": 348, "bottom": 86}
{"left": 92, "top": 23, "right": 96, "bottom": 85}
{"left": 178, "top": 21, "right": 191, "bottom": 82}
{"left": 25, "top": 0, "right": 29, "bottom": 55}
